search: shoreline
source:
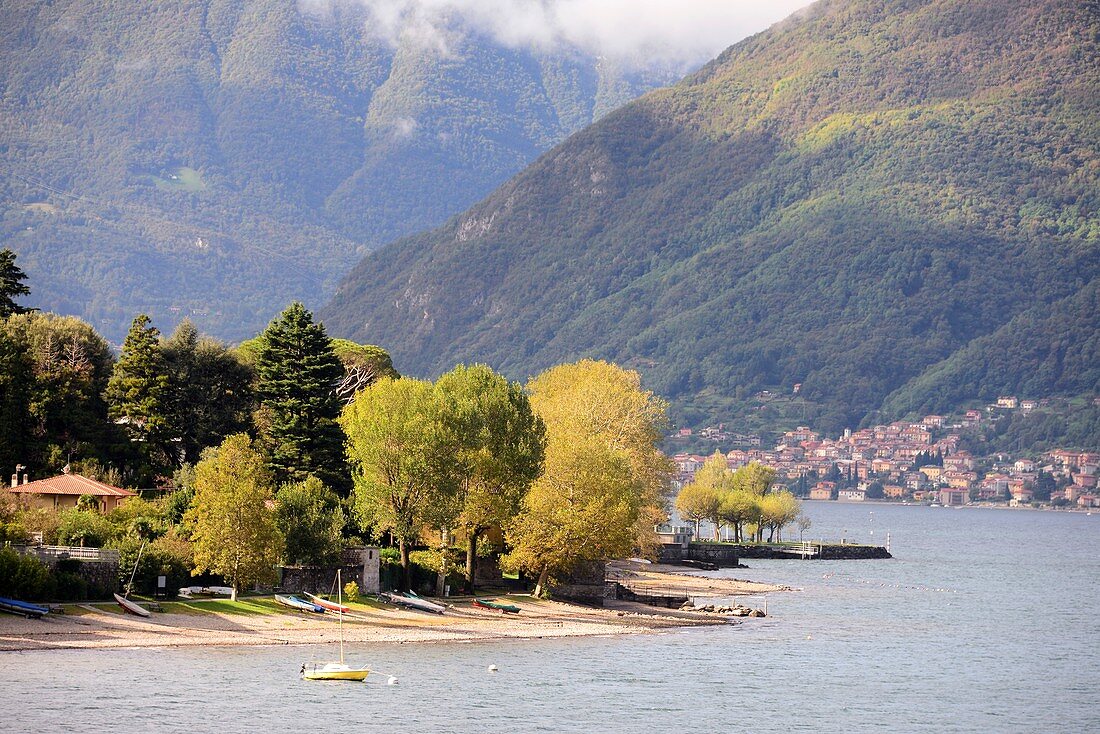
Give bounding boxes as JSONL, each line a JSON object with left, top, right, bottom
{"left": 0, "top": 564, "right": 783, "bottom": 653}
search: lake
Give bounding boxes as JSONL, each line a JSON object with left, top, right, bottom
{"left": 5, "top": 503, "right": 1098, "bottom": 732}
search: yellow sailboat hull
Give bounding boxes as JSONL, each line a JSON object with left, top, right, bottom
{"left": 302, "top": 664, "right": 370, "bottom": 681}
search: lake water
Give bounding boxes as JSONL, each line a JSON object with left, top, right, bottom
{"left": 5, "top": 504, "right": 1099, "bottom": 732}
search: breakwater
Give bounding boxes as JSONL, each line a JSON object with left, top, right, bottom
{"left": 659, "top": 542, "right": 891, "bottom": 566}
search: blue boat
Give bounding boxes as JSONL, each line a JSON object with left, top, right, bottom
{"left": 275, "top": 594, "right": 325, "bottom": 613}
{"left": 0, "top": 596, "right": 50, "bottom": 619}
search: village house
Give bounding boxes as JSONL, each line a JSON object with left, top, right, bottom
{"left": 944, "top": 451, "right": 975, "bottom": 472}
{"left": 6, "top": 469, "right": 136, "bottom": 512}
{"left": 1013, "top": 459, "right": 1036, "bottom": 473}
{"left": 919, "top": 465, "right": 944, "bottom": 482}
{"left": 837, "top": 486, "right": 866, "bottom": 502}
{"left": 883, "top": 484, "right": 907, "bottom": 499}
{"left": 996, "top": 396, "right": 1019, "bottom": 409}
{"left": 939, "top": 487, "right": 969, "bottom": 507}
{"left": 809, "top": 481, "right": 835, "bottom": 501}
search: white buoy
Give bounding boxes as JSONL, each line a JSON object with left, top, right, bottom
{"left": 387, "top": 676, "right": 399, "bottom": 685}
{"left": 488, "top": 665, "right": 498, "bottom": 673}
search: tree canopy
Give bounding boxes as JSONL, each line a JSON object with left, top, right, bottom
{"left": 503, "top": 360, "right": 671, "bottom": 594}
{"left": 255, "top": 302, "right": 346, "bottom": 490}
{"left": 186, "top": 434, "right": 282, "bottom": 600}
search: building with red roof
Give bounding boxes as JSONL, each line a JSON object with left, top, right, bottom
{"left": 7, "top": 469, "right": 136, "bottom": 512}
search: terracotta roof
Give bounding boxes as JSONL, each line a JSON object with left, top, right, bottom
{"left": 8, "top": 473, "right": 136, "bottom": 498}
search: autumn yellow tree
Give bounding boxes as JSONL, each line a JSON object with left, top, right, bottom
{"left": 186, "top": 434, "right": 282, "bottom": 600}
{"left": 675, "top": 452, "right": 732, "bottom": 540}
{"left": 503, "top": 360, "right": 672, "bottom": 595}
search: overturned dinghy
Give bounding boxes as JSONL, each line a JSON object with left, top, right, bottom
{"left": 382, "top": 592, "right": 446, "bottom": 614}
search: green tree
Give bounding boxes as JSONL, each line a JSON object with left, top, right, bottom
{"left": 255, "top": 303, "right": 346, "bottom": 489}
{"left": 56, "top": 508, "right": 116, "bottom": 547}
{"left": 3, "top": 312, "right": 115, "bottom": 473}
{"left": 433, "top": 364, "right": 545, "bottom": 591}
{"left": 275, "top": 476, "right": 346, "bottom": 566}
{"left": 0, "top": 248, "right": 31, "bottom": 318}
{"left": 674, "top": 481, "right": 720, "bottom": 541}
{"left": 718, "top": 489, "right": 759, "bottom": 543}
{"left": 341, "top": 377, "right": 453, "bottom": 589}
{"left": 758, "top": 490, "right": 802, "bottom": 542}
{"left": 0, "top": 323, "right": 34, "bottom": 476}
{"left": 331, "top": 339, "right": 400, "bottom": 403}
{"left": 503, "top": 360, "right": 672, "bottom": 595}
{"left": 106, "top": 314, "right": 173, "bottom": 481}
{"left": 186, "top": 434, "right": 283, "bottom": 600}
{"left": 162, "top": 320, "right": 254, "bottom": 465}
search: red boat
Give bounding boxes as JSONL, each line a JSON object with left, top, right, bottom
{"left": 304, "top": 592, "right": 351, "bottom": 613}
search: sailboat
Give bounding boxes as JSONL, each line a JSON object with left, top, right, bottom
{"left": 114, "top": 539, "right": 151, "bottom": 618}
{"left": 300, "top": 570, "right": 370, "bottom": 682}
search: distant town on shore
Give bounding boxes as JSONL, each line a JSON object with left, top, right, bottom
{"left": 670, "top": 395, "right": 1100, "bottom": 510}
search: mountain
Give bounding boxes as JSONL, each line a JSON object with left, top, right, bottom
{"left": 0, "top": 0, "right": 681, "bottom": 342}
{"left": 322, "top": 0, "right": 1100, "bottom": 433}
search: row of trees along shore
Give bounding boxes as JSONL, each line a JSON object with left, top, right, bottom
{"left": 675, "top": 452, "right": 806, "bottom": 543}
{"left": 1, "top": 248, "right": 676, "bottom": 599}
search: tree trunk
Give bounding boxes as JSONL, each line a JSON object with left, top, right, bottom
{"left": 436, "top": 528, "right": 447, "bottom": 597}
{"left": 465, "top": 528, "right": 481, "bottom": 594}
{"left": 694, "top": 518, "right": 700, "bottom": 540}
{"left": 534, "top": 566, "right": 550, "bottom": 598}
{"left": 399, "top": 537, "right": 410, "bottom": 590}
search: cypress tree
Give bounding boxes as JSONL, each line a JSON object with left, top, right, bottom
{"left": 256, "top": 302, "right": 346, "bottom": 489}
{"left": 106, "top": 314, "right": 173, "bottom": 479}
{"left": 0, "top": 248, "right": 31, "bottom": 318}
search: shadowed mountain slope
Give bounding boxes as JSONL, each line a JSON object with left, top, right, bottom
{"left": 323, "top": 0, "right": 1100, "bottom": 431}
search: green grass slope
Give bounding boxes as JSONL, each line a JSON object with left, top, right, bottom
{"left": 322, "top": 0, "right": 1100, "bottom": 433}
{"left": 0, "top": 0, "right": 679, "bottom": 342}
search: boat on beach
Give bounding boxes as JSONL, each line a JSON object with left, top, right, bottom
{"left": 472, "top": 598, "right": 521, "bottom": 614}
{"left": 303, "top": 592, "right": 351, "bottom": 613}
{"left": 178, "top": 586, "right": 234, "bottom": 598}
{"left": 0, "top": 596, "right": 50, "bottom": 619}
{"left": 113, "top": 593, "right": 152, "bottom": 617}
{"left": 382, "top": 591, "right": 446, "bottom": 614}
{"left": 276, "top": 594, "right": 325, "bottom": 613}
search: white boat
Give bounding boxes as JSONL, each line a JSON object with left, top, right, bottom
{"left": 383, "top": 591, "right": 446, "bottom": 614}
{"left": 114, "top": 540, "right": 151, "bottom": 617}
{"left": 301, "top": 571, "right": 370, "bottom": 682}
{"left": 114, "top": 593, "right": 151, "bottom": 617}
{"left": 178, "top": 585, "right": 234, "bottom": 598}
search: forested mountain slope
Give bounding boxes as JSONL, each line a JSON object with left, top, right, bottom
{"left": 323, "top": 0, "right": 1100, "bottom": 432}
{"left": 0, "top": 0, "right": 678, "bottom": 341}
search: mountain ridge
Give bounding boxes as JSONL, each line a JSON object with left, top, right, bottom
{"left": 322, "top": 0, "right": 1100, "bottom": 433}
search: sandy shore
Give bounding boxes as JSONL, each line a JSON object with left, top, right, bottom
{"left": 0, "top": 564, "right": 784, "bottom": 652}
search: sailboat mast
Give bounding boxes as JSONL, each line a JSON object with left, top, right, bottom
{"left": 337, "top": 568, "right": 344, "bottom": 664}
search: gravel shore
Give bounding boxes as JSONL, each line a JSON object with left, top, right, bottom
{"left": 0, "top": 565, "right": 784, "bottom": 652}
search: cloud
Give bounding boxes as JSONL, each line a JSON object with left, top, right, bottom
{"left": 301, "top": 0, "right": 813, "bottom": 68}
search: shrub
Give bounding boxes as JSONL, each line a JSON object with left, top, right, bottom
{"left": 343, "top": 581, "right": 360, "bottom": 602}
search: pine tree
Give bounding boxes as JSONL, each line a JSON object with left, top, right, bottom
{"left": 106, "top": 314, "right": 173, "bottom": 479}
{"left": 0, "top": 248, "right": 31, "bottom": 318}
{"left": 256, "top": 302, "right": 346, "bottom": 489}
{"left": 162, "top": 320, "right": 254, "bottom": 464}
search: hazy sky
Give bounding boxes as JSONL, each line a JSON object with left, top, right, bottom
{"left": 303, "top": 0, "right": 815, "bottom": 67}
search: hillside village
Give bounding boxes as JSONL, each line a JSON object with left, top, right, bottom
{"left": 671, "top": 397, "right": 1100, "bottom": 510}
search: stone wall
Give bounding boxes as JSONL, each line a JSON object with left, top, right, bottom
{"left": 660, "top": 542, "right": 891, "bottom": 562}
{"left": 278, "top": 547, "right": 381, "bottom": 595}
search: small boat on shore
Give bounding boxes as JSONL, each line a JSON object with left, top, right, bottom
{"left": 303, "top": 592, "right": 351, "bottom": 614}
{"left": 382, "top": 591, "right": 446, "bottom": 614}
{"left": 0, "top": 596, "right": 50, "bottom": 619}
{"left": 178, "top": 586, "right": 234, "bottom": 598}
{"left": 113, "top": 593, "right": 151, "bottom": 618}
{"left": 276, "top": 594, "right": 325, "bottom": 613}
{"left": 472, "top": 598, "right": 521, "bottom": 614}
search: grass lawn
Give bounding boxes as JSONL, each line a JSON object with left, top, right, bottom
{"left": 152, "top": 166, "right": 206, "bottom": 192}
